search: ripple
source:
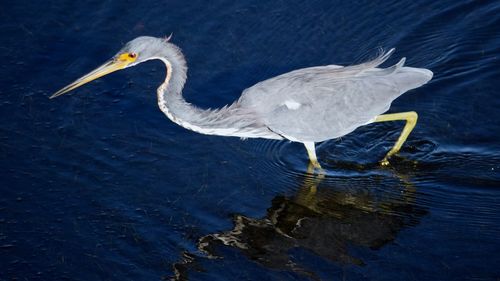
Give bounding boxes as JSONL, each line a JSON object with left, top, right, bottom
{"left": 246, "top": 139, "right": 308, "bottom": 191}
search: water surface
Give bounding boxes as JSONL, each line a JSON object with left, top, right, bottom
{"left": 1, "top": 0, "right": 499, "bottom": 280}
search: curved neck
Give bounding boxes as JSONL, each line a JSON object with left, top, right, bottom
{"left": 155, "top": 47, "right": 200, "bottom": 129}
{"left": 154, "top": 43, "right": 280, "bottom": 139}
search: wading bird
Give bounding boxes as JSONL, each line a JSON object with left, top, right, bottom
{"left": 51, "top": 36, "right": 432, "bottom": 169}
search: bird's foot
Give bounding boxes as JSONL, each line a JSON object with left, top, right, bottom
{"left": 380, "top": 158, "right": 390, "bottom": 166}
{"left": 310, "top": 160, "right": 322, "bottom": 170}
{"left": 306, "top": 161, "right": 324, "bottom": 175}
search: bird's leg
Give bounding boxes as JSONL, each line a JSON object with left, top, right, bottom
{"left": 374, "top": 111, "right": 418, "bottom": 166}
{"left": 303, "top": 142, "right": 322, "bottom": 170}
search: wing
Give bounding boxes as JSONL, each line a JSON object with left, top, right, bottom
{"left": 238, "top": 49, "right": 432, "bottom": 142}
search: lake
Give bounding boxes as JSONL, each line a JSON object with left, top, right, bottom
{"left": 1, "top": 0, "right": 499, "bottom": 280}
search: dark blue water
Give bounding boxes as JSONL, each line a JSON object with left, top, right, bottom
{"left": 1, "top": 1, "right": 499, "bottom": 280}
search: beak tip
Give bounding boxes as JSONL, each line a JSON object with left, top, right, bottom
{"left": 49, "top": 92, "right": 62, "bottom": 99}
{"left": 50, "top": 58, "right": 125, "bottom": 100}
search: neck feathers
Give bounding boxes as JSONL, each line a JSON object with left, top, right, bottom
{"left": 154, "top": 42, "right": 281, "bottom": 140}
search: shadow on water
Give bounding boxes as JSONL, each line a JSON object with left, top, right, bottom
{"left": 170, "top": 164, "right": 427, "bottom": 280}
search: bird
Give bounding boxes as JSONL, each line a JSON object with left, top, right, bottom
{"left": 51, "top": 36, "right": 433, "bottom": 169}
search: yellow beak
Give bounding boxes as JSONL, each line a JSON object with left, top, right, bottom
{"left": 50, "top": 58, "right": 131, "bottom": 99}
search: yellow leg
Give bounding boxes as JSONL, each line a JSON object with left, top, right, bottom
{"left": 374, "top": 111, "right": 418, "bottom": 166}
{"left": 303, "top": 142, "right": 322, "bottom": 170}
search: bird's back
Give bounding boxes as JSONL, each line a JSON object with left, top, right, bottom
{"left": 238, "top": 49, "right": 433, "bottom": 142}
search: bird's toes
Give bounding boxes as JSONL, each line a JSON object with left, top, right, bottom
{"left": 380, "top": 158, "right": 390, "bottom": 166}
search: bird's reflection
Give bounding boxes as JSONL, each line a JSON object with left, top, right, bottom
{"left": 171, "top": 165, "right": 427, "bottom": 280}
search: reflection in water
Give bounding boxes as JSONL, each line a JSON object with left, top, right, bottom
{"left": 172, "top": 167, "right": 427, "bottom": 280}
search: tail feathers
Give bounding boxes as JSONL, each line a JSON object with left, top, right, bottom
{"left": 387, "top": 57, "right": 406, "bottom": 73}
{"left": 393, "top": 67, "right": 433, "bottom": 92}
{"left": 351, "top": 48, "right": 396, "bottom": 71}
{"left": 374, "top": 57, "right": 406, "bottom": 76}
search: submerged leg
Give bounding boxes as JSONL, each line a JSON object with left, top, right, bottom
{"left": 374, "top": 111, "right": 418, "bottom": 166}
{"left": 303, "top": 142, "right": 322, "bottom": 170}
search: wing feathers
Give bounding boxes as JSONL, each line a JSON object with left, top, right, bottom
{"left": 237, "top": 48, "right": 432, "bottom": 142}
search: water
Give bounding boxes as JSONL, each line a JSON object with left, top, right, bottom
{"left": 1, "top": 0, "right": 499, "bottom": 280}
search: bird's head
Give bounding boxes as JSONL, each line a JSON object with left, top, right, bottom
{"left": 50, "top": 36, "right": 172, "bottom": 99}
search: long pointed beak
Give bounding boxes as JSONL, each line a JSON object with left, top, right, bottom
{"left": 50, "top": 59, "right": 129, "bottom": 99}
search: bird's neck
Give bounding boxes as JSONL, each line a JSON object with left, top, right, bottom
{"left": 155, "top": 46, "right": 203, "bottom": 131}
{"left": 155, "top": 43, "right": 274, "bottom": 139}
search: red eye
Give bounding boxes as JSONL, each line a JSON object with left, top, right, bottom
{"left": 128, "top": 53, "right": 137, "bottom": 58}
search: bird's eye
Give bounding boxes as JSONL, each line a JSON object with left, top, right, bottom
{"left": 128, "top": 53, "right": 137, "bottom": 58}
